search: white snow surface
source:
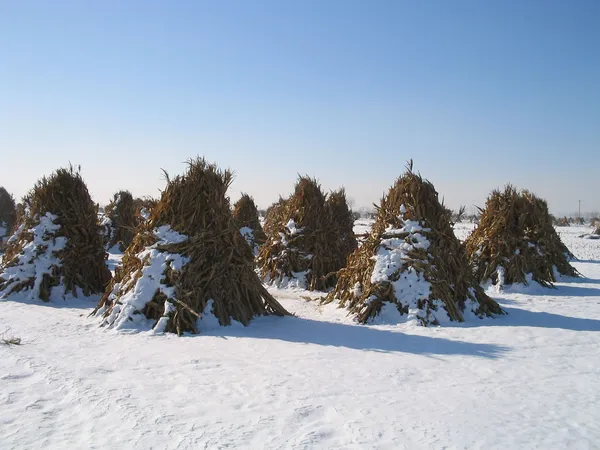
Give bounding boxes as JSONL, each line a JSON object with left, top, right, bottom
{"left": 2, "top": 222, "right": 600, "bottom": 448}
{"left": 0, "top": 213, "right": 67, "bottom": 300}
{"left": 352, "top": 217, "right": 373, "bottom": 236}
{"left": 353, "top": 217, "right": 373, "bottom": 246}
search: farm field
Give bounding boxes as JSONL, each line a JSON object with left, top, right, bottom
{"left": 3, "top": 2, "right": 599, "bottom": 449}
{"left": 1, "top": 222, "right": 600, "bottom": 449}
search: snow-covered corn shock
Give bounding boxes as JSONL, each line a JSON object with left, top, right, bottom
{"left": 94, "top": 157, "right": 289, "bottom": 335}
{"left": 1, "top": 166, "right": 111, "bottom": 302}
{"left": 325, "top": 168, "right": 502, "bottom": 325}
{"left": 101, "top": 191, "right": 137, "bottom": 252}
{"left": 232, "top": 193, "right": 266, "bottom": 256}
{"left": 1, "top": 167, "right": 111, "bottom": 302}
{"left": 367, "top": 220, "right": 484, "bottom": 325}
{"left": 258, "top": 177, "right": 357, "bottom": 292}
{"left": 0, "top": 213, "right": 67, "bottom": 300}
{"left": 465, "top": 185, "right": 578, "bottom": 289}
{"left": 261, "top": 218, "right": 311, "bottom": 289}
{"left": 337, "top": 217, "right": 499, "bottom": 325}
{"left": 94, "top": 225, "right": 190, "bottom": 333}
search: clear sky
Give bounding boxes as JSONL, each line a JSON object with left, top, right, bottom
{"left": 1, "top": 0, "right": 599, "bottom": 215}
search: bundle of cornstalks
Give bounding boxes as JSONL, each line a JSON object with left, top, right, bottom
{"left": 0, "top": 187, "right": 16, "bottom": 250}
{"left": 14, "top": 203, "right": 26, "bottom": 226}
{"left": 465, "top": 185, "right": 578, "bottom": 289}
{"left": 232, "top": 193, "right": 266, "bottom": 255}
{"left": 556, "top": 217, "right": 570, "bottom": 227}
{"left": 263, "top": 197, "right": 288, "bottom": 236}
{"left": 133, "top": 196, "right": 157, "bottom": 223}
{"left": 103, "top": 191, "right": 137, "bottom": 251}
{"left": 0, "top": 166, "right": 111, "bottom": 301}
{"left": 324, "top": 188, "right": 357, "bottom": 277}
{"left": 258, "top": 176, "right": 357, "bottom": 291}
{"left": 323, "top": 163, "right": 503, "bottom": 325}
{"left": 93, "top": 157, "right": 289, "bottom": 335}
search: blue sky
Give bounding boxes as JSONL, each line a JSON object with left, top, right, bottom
{"left": 1, "top": 1, "right": 599, "bottom": 214}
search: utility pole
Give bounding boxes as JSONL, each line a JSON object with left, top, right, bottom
{"left": 579, "top": 200, "right": 581, "bottom": 219}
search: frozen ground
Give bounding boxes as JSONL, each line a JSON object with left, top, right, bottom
{"left": 1, "top": 223, "right": 600, "bottom": 449}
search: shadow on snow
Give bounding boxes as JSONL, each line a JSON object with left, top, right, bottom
{"left": 536, "top": 284, "right": 600, "bottom": 297}
{"left": 0, "top": 295, "right": 100, "bottom": 310}
{"left": 492, "top": 279, "right": 600, "bottom": 297}
{"left": 200, "top": 315, "right": 510, "bottom": 359}
{"left": 461, "top": 304, "right": 600, "bottom": 332}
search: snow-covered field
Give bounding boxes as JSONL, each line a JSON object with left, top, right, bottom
{"left": 2, "top": 223, "right": 600, "bottom": 449}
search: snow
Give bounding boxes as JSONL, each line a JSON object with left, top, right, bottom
{"left": 1, "top": 220, "right": 600, "bottom": 448}
{"left": 239, "top": 226, "right": 259, "bottom": 255}
{"left": 353, "top": 218, "right": 373, "bottom": 246}
{"left": 285, "top": 219, "right": 303, "bottom": 235}
{"left": 106, "top": 244, "right": 123, "bottom": 275}
{"left": 371, "top": 221, "right": 430, "bottom": 283}
{"left": 139, "top": 208, "right": 151, "bottom": 221}
{"left": 153, "top": 224, "right": 189, "bottom": 245}
{"left": 239, "top": 226, "right": 254, "bottom": 242}
{"left": 264, "top": 270, "right": 309, "bottom": 290}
